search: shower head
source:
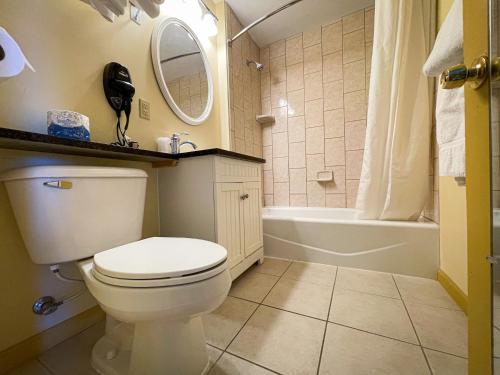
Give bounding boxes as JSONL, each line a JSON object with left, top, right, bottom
{"left": 246, "top": 59, "right": 264, "bottom": 71}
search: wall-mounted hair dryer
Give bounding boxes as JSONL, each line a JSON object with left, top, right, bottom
{"left": 103, "top": 62, "right": 138, "bottom": 147}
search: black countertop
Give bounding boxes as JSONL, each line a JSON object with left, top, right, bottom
{"left": 0, "top": 127, "right": 265, "bottom": 164}
{"left": 175, "top": 148, "right": 265, "bottom": 163}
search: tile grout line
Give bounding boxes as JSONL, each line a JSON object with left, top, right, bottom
{"left": 392, "top": 274, "right": 434, "bottom": 375}
{"left": 220, "top": 351, "right": 282, "bottom": 375}
{"left": 36, "top": 358, "right": 56, "bottom": 375}
{"left": 316, "top": 266, "right": 338, "bottom": 375}
{"left": 233, "top": 268, "right": 453, "bottom": 352}
{"left": 422, "top": 346, "right": 469, "bottom": 361}
{"left": 328, "top": 321, "right": 422, "bottom": 348}
{"left": 208, "top": 342, "right": 282, "bottom": 375}
{"left": 214, "top": 260, "right": 295, "bottom": 374}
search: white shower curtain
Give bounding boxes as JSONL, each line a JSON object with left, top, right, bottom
{"left": 356, "top": 0, "right": 434, "bottom": 220}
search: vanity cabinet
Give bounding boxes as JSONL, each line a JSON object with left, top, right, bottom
{"left": 157, "top": 155, "right": 263, "bottom": 280}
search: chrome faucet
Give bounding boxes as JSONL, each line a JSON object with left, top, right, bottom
{"left": 170, "top": 132, "right": 198, "bottom": 154}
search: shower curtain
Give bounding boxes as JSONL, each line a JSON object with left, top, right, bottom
{"left": 356, "top": 0, "right": 434, "bottom": 220}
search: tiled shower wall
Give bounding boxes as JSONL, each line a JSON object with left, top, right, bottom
{"left": 167, "top": 72, "right": 208, "bottom": 118}
{"left": 260, "top": 6, "right": 374, "bottom": 207}
{"left": 226, "top": 5, "right": 263, "bottom": 158}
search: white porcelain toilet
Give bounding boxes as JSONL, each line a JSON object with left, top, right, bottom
{"left": 1, "top": 166, "right": 231, "bottom": 375}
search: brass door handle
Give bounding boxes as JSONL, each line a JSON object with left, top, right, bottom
{"left": 440, "top": 56, "right": 488, "bottom": 89}
{"left": 240, "top": 193, "right": 249, "bottom": 200}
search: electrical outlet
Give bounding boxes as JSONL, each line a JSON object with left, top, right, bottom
{"left": 139, "top": 99, "right": 150, "bottom": 120}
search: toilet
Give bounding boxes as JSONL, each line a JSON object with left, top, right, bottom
{"left": 1, "top": 166, "right": 231, "bottom": 375}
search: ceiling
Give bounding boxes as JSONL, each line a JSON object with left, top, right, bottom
{"left": 223, "top": 0, "right": 374, "bottom": 47}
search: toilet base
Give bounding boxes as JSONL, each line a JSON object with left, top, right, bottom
{"left": 91, "top": 316, "right": 209, "bottom": 375}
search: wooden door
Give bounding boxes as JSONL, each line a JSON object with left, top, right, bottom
{"left": 242, "top": 181, "right": 263, "bottom": 256}
{"left": 462, "top": 0, "right": 492, "bottom": 373}
{"left": 215, "top": 183, "right": 245, "bottom": 268}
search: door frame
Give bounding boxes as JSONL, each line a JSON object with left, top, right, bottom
{"left": 464, "top": 0, "right": 492, "bottom": 373}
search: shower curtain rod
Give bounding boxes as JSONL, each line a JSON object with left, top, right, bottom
{"left": 227, "top": 0, "right": 304, "bottom": 47}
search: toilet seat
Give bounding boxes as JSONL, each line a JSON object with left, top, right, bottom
{"left": 91, "top": 237, "right": 228, "bottom": 288}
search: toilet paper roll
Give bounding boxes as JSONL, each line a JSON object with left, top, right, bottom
{"left": 156, "top": 137, "right": 171, "bottom": 153}
{"left": 0, "top": 27, "right": 35, "bottom": 78}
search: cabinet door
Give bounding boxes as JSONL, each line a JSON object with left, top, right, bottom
{"left": 242, "top": 181, "right": 263, "bottom": 256}
{"left": 215, "top": 183, "right": 245, "bottom": 268}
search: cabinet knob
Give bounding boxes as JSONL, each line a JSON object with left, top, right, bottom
{"left": 240, "top": 193, "right": 249, "bottom": 200}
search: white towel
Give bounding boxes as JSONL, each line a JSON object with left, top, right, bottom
{"left": 81, "top": 0, "right": 163, "bottom": 21}
{"left": 101, "top": 0, "right": 127, "bottom": 16}
{"left": 130, "top": 0, "right": 160, "bottom": 18}
{"left": 423, "top": 0, "right": 463, "bottom": 76}
{"left": 436, "top": 86, "right": 465, "bottom": 177}
{"left": 423, "top": 0, "right": 465, "bottom": 177}
{"left": 81, "top": 0, "right": 116, "bottom": 22}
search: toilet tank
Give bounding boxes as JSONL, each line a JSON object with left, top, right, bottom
{"left": 1, "top": 166, "right": 148, "bottom": 264}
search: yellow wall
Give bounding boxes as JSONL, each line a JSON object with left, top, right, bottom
{"left": 0, "top": 0, "right": 227, "bottom": 353}
{"left": 436, "top": 0, "right": 468, "bottom": 295}
{"left": 0, "top": 0, "right": 222, "bottom": 150}
{"left": 439, "top": 177, "right": 468, "bottom": 293}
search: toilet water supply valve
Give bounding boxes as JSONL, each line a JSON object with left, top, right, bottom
{"left": 32, "top": 265, "right": 86, "bottom": 315}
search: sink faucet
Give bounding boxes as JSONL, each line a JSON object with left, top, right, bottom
{"left": 170, "top": 132, "right": 198, "bottom": 154}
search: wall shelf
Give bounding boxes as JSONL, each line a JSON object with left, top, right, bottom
{"left": 0, "top": 127, "right": 265, "bottom": 165}
{"left": 256, "top": 115, "right": 275, "bottom": 124}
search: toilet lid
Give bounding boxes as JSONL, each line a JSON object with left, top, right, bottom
{"left": 93, "top": 237, "right": 227, "bottom": 280}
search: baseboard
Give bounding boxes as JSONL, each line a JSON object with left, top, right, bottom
{"left": 0, "top": 305, "right": 105, "bottom": 374}
{"left": 437, "top": 269, "right": 468, "bottom": 314}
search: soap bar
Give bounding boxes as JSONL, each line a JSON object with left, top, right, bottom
{"left": 47, "top": 110, "right": 90, "bottom": 141}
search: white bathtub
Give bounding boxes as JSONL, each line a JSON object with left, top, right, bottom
{"left": 263, "top": 207, "right": 439, "bottom": 278}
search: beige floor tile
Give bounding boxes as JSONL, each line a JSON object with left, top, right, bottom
{"left": 38, "top": 321, "right": 104, "bottom": 375}
{"left": 336, "top": 267, "right": 400, "bottom": 298}
{"left": 282, "top": 261, "right": 337, "bottom": 286}
{"left": 424, "top": 349, "right": 468, "bottom": 375}
{"left": 253, "top": 257, "right": 291, "bottom": 276}
{"left": 209, "top": 352, "right": 274, "bottom": 375}
{"left": 228, "top": 306, "right": 325, "bottom": 374}
{"left": 204, "top": 345, "right": 223, "bottom": 375}
{"left": 263, "top": 278, "right": 333, "bottom": 319}
{"left": 394, "top": 274, "right": 461, "bottom": 310}
{"left": 319, "top": 323, "right": 430, "bottom": 375}
{"left": 329, "top": 289, "right": 418, "bottom": 344}
{"left": 406, "top": 303, "right": 468, "bottom": 357}
{"left": 203, "top": 296, "right": 258, "bottom": 349}
{"left": 7, "top": 360, "right": 52, "bottom": 375}
{"left": 229, "top": 270, "right": 279, "bottom": 303}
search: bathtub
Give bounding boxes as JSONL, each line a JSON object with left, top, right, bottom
{"left": 263, "top": 207, "right": 439, "bottom": 278}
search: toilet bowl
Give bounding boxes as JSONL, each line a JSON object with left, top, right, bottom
{"left": 79, "top": 237, "right": 231, "bottom": 375}
{"left": 0, "top": 166, "right": 231, "bottom": 375}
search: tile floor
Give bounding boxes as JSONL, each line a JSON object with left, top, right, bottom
{"left": 8, "top": 258, "right": 468, "bottom": 375}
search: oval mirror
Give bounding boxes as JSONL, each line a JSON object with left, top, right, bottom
{"left": 151, "top": 18, "right": 213, "bottom": 126}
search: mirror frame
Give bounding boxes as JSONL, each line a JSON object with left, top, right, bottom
{"left": 151, "top": 17, "right": 214, "bottom": 126}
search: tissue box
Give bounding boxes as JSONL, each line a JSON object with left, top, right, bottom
{"left": 47, "top": 110, "right": 90, "bottom": 141}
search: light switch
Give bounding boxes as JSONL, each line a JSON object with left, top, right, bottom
{"left": 139, "top": 99, "right": 150, "bottom": 120}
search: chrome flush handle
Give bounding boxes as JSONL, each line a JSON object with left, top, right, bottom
{"left": 43, "top": 180, "right": 73, "bottom": 189}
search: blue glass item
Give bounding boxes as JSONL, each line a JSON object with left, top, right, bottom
{"left": 47, "top": 110, "right": 90, "bottom": 141}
